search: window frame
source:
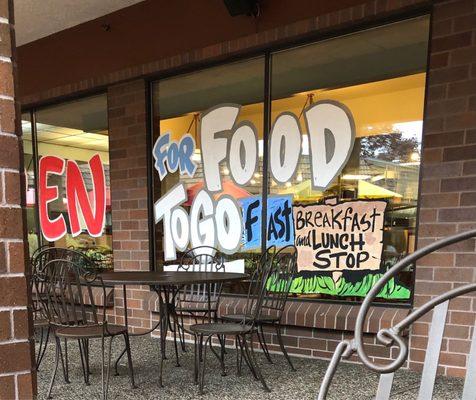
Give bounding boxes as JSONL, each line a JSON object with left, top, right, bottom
{"left": 147, "top": 10, "right": 432, "bottom": 308}
{"left": 22, "top": 91, "right": 111, "bottom": 252}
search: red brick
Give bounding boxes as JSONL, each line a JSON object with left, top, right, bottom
{"left": 461, "top": 192, "right": 476, "bottom": 206}
{"left": 422, "top": 162, "right": 461, "bottom": 179}
{"left": 0, "top": 375, "right": 15, "bottom": 399}
{"left": 441, "top": 176, "right": 476, "bottom": 191}
{"left": 424, "top": 131, "right": 464, "bottom": 148}
{"left": 0, "top": 135, "right": 18, "bottom": 169}
{"left": 0, "top": 342, "right": 32, "bottom": 373}
{"left": 13, "top": 309, "right": 30, "bottom": 340}
{"left": 0, "top": 277, "right": 27, "bottom": 307}
{"left": 4, "top": 171, "right": 20, "bottom": 204}
{"left": 0, "top": 311, "right": 10, "bottom": 341}
{"left": 0, "top": 62, "right": 13, "bottom": 97}
{"left": 8, "top": 242, "right": 26, "bottom": 274}
{"left": 432, "top": 32, "right": 473, "bottom": 52}
{"left": 439, "top": 207, "right": 476, "bottom": 222}
{"left": 17, "top": 372, "right": 36, "bottom": 400}
{"left": 418, "top": 223, "right": 457, "bottom": 237}
{"left": 429, "top": 65, "right": 469, "bottom": 85}
{"left": 0, "top": 99, "right": 15, "bottom": 133}
{"left": 434, "top": 0, "right": 475, "bottom": 21}
{"left": 0, "top": 207, "right": 23, "bottom": 239}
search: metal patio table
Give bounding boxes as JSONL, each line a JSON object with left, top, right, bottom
{"left": 100, "top": 270, "right": 247, "bottom": 387}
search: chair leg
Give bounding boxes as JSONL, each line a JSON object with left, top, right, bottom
{"left": 235, "top": 336, "right": 242, "bottom": 376}
{"left": 275, "top": 324, "right": 295, "bottom": 371}
{"left": 199, "top": 336, "right": 211, "bottom": 395}
{"left": 172, "top": 317, "right": 180, "bottom": 367}
{"left": 102, "top": 336, "right": 114, "bottom": 400}
{"left": 36, "top": 326, "right": 50, "bottom": 370}
{"left": 243, "top": 335, "right": 270, "bottom": 392}
{"left": 179, "top": 314, "right": 186, "bottom": 352}
{"left": 78, "top": 339, "right": 89, "bottom": 385}
{"left": 58, "top": 338, "right": 70, "bottom": 383}
{"left": 114, "top": 347, "right": 126, "bottom": 376}
{"left": 47, "top": 337, "right": 61, "bottom": 399}
{"left": 219, "top": 334, "right": 227, "bottom": 376}
{"left": 237, "top": 335, "right": 257, "bottom": 379}
{"left": 193, "top": 334, "right": 199, "bottom": 384}
{"left": 257, "top": 324, "right": 273, "bottom": 364}
{"left": 123, "top": 333, "right": 137, "bottom": 389}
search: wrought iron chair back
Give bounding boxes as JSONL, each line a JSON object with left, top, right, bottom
{"left": 317, "top": 228, "right": 476, "bottom": 400}
{"left": 33, "top": 247, "right": 98, "bottom": 273}
{"left": 241, "top": 248, "right": 277, "bottom": 330}
{"left": 31, "top": 247, "right": 98, "bottom": 316}
{"left": 36, "top": 258, "right": 107, "bottom": 329}
{"left": 177, "top": 246, "right": 226, "bottom": 314}
{"left": 261, "top": 245, "right": 297, "bottom": 319}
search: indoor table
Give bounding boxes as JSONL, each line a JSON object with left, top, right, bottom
{"left": 100, "top": 270, "right": 247, "bottom": 387}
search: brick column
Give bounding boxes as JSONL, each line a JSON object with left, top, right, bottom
{"left": 108, "top": 80, "right": 152, "bottom": 332}
{"left": 411, "top": 0, "right": 476, "bottom": 377}
{"left": 0, "top": 0, "right": 36, "bottom": 398}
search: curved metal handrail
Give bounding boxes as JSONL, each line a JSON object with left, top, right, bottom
{"left": 355, "top": 229, "right": 476, "bottom": 373}
{"left": 318, "top": 228, "right": 476, "bottom": 399}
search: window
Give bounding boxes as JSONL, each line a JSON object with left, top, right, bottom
{"left": 269, "top": 16, "right": 429, "bottom": 302}
{"left": 152, "top": 58, "right": 265, "bottom": 290}
{"left": 22, "top": 94, "right": 113, "bottom": 269}
{"left": 151, "top": 16, "right": 429, "bottom": 304}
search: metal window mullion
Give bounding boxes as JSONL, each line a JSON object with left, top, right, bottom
{"left": 260, "top": 53, "right": 272, "bottom": 256}
{"left": 30, "top": 109, "right": 43, "bottom": 248}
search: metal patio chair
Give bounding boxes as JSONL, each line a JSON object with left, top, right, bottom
{"left": 30, "top": 247, "right": 98, "bottom": 372}
{"left": 170, "top": 246, "right": 226, "bottom": 365}
{"left": 36, "top": 258, "right": 135, "bottom": 400}
{"left": 317, "top": 228, "right": 476, "bottom": 400}
{"left": 190, "top": 246, "right": 284, "bottom": 395}
{"left": 221, "top": 245, "right": 297, "bottom": 370}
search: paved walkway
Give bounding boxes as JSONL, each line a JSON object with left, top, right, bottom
{"left": 36, "top": 336, "right": 464, "bottom": 399}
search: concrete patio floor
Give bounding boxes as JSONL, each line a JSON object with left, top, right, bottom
{"left": 36, "top": 335, "right": 464, "bottom": 400}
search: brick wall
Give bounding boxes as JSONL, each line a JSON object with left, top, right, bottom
{"left": 107, "top": 80, "right": 154, "bottom": 332}
{"left": 411, "top": 0, "right": 476, "bottom": 377}
{"left": 0, "top": 0, "right": 36, "bottom": 398}
{"left": 15, "top": 0, "right": 476, "bottom": 381}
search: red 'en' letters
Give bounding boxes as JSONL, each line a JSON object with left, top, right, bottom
{"left": 38, "top": 156, "right": 67, "bottom": 241}
{"left": 66, "top": 154, "right": 106, "bottom": 238}
{"left": 38, "top": 154, "right": 106, "bottom": 241}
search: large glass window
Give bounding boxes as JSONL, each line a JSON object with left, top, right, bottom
{"left": 269, "top": 16, "right": 429, "bottom": 303}
{"left": 152, "top": 58, "right": 265, "bottom": 290}
{"left": 151, "top": 16, "right": 429, "bottom": 304}
{"left": 22, "top": 94, "right": 113, "bottom": 269}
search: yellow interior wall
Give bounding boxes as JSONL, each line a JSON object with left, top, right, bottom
{"left": 159, "top": 73, "right": 426, "bottom": 142}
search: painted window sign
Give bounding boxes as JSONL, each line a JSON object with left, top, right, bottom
{"left": 152, "top": 100, "right": 412, "bottom": 300}
{"left": 38, "top": 154, "right": 107, "bottom": 242}
{"left": 153, "top": 101, "right": 355, "bottom": 260}
{"left": 240, "top": 195, "right": 294, "bottom": 251}
{"left": 293, "top": 198, "right": 387, "bottom": 272}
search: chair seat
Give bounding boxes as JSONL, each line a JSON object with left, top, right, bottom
{"left": 190, "top": 322, "right": 253, "bottom": 336}
{"left": 34, "top": 318, "right": 49, "bottom": 328}
{"left": 54, "top": 324, "right": 127, "bottom": 339}
{"left": 175, "top": 306, "right": 216, "bottom": 314}
{"left": 221, "top": 313, "right": 280, "bottom": 323}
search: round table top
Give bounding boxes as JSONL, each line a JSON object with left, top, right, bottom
{"left": 99, "top": 270, "right": 248, "bottom": 286}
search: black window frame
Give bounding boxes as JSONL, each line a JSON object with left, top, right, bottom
{"left": 21, "top": 91, "right": 110, "bottom": 252}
